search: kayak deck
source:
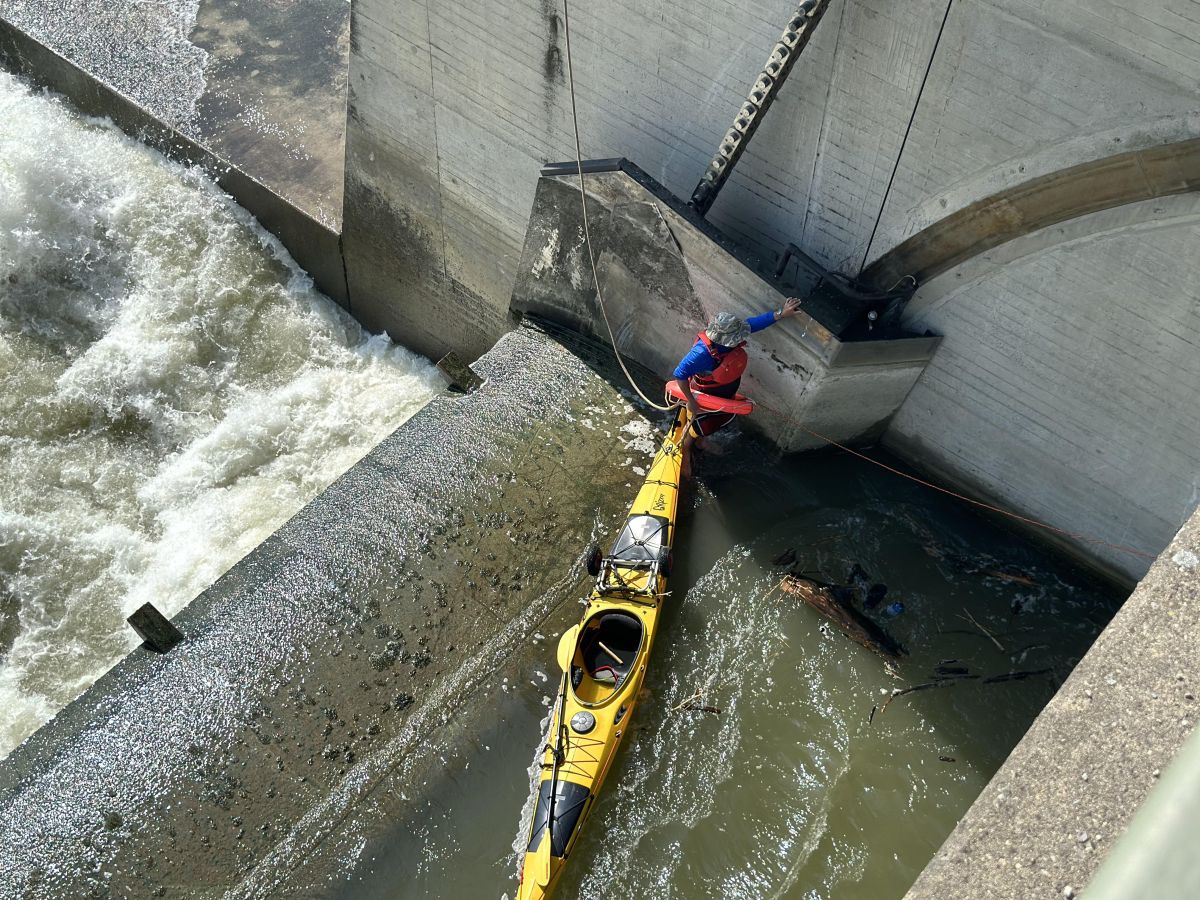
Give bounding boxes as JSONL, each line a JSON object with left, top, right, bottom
{"left": 516, "top": 407, "right": 690, "bottom": 899}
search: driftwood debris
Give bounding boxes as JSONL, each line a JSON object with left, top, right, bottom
{"left": 959, "top": 607, "right": 1006, "bottom": 651}
{"left": 982, "top": 668, "right": 1052, "bottom": 684}
{"left": 772, "top": 548, "right": 797, "bottom": 567}
{"left": 671, "top": 679, "right": 725, "bottom": 716}
{"left": 780, "top": 575, "right": 906, "bottom": 665}
{"left": 980, "top": 568, "right": 1039, "bottom": 588}
{"left": 878, "top": 681, "right": 943, "bottom": 715}
{"left": 872, "top": 666, "right": 1055, "bottom": 722}
{"left": 934, "top": 664, "right": 969, "bottom": 676}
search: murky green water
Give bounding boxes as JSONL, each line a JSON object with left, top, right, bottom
{"left": 331, "top": 432, "right": 1123, "bottom": 899}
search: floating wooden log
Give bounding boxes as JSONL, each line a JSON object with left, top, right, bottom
{"left": 127, "top": 602, "right": 183, "bottom": 653}
{"left": 982, "top": 668, "right": 1052, "bottom": 684}
{"left": 780, "top": 575, "right": 906, "bottom": 665}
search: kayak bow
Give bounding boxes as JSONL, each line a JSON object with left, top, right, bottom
{"left": 516, "top": 406, "right": 691, "bottom": 899}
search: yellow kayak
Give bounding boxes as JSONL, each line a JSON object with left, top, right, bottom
{"left": 516, "top": 406, "right": 691, "bottom": 899}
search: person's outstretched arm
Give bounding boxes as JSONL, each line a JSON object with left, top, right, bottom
{"left": 747, "top": 297, "right": 802, "bottom": 333}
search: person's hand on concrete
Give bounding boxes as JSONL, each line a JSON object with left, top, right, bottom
{"left": 778, "top": 297, "right": 802, "bottom": 319}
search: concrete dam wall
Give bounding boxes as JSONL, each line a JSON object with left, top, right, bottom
{"left": 2, "top": 0, "right": 1194, "bottom": 577}
{"left": 343, "top": 0, "right": 1200, "bottom": 578}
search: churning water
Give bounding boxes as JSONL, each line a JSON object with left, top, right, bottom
{"left": 333, "top": 443, "right": 1124, "bottom": 899}
{"left": 0, "top": 72, "right": 443, "bottom": 758}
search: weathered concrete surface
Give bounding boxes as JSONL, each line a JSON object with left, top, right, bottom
{"left": 342, "top": 0, "right": 1200, "bottom": 577}
{"left": 867, "top": 1, "right": 1200, "bottom": 270}
{"left": 340, "top": 0, "right": 956, "bottom": 360}
{"left": 512, "top": 164, "right": 940, "bottom": 450}
{"left": 1084, "top": 709, "right": 1200, "bottom": 898}
{"left": 885, "top": 192, "right": 1200, "bottom": 582}
{"left": 0, "top": 1, "right": 349, "bottom": 304}
{"left": 0, "top": 325, "right": 659, "bottom": 899}
{"left": 904, "top": 505, "right": 1200, "bottom": 900}
{"left": 0, "top": 0, "right": 349, "bottom": 226}
{"left": 341, "top": 0, "right": 1200, "bottom": 342}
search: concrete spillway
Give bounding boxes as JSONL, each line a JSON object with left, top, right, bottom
{"left": 0, "top": 324, "right": 660, "bottom": 898}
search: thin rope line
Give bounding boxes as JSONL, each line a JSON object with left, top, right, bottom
{"left": 857, "top": 0, "right": 955, "bottom": 276}
{"left": 561, "top": 0, "right": 672, "bottom": 412}
{"left": 757, "top": 400, "right": 1155, "bottom": 561}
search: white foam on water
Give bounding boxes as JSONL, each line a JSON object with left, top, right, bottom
{"left": 0, "top": 72, "right": 444, "bottom": 758}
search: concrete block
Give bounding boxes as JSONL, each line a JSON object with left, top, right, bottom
{"left": 509, "top": 162, "right": 939, "bottom": 450}
{"left": 126, "top": 603, "right": 184, "bottom": 654}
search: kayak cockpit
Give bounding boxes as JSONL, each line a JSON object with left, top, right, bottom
{"left": 568, "top": 611, "right": 644, "bottom": 705}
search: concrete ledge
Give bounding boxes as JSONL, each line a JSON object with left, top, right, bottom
{"left": 903, "top": 506, "right": 1200, "bottom": 900}
{"left": 510, "top": 163, "right": 941, "bottom": 451}
{"left": 0, "top": 325, "right": 657, "bottom": 898}
{"left": 0, "top": 16, "right": 349, "bottom": 309}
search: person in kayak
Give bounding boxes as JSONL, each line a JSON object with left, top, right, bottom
{"left": 672, "top": 297, "right": 802, "bottom": 440}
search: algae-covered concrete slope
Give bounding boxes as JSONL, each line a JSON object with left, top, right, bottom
{"left": 0, "top": 324, "right": 659, "bottom": 899}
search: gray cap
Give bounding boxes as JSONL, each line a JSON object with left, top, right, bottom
{"left": 705, "top": 311, "right": 751, "bottom": 347}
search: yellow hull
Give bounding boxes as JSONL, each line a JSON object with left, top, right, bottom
{"left": 516, "top": 408, "right": 690, "bottom": 899}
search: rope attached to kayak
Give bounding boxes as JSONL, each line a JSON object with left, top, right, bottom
{"left": 561, "top": 0, "right": 673, "bottom": 413}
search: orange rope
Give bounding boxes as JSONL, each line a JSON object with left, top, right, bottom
{"left": 752, "top": 400, "right": 1157, "bottom": 561}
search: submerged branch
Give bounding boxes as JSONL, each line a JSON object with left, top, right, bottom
{"left": 959, "top": 608, "right": 1005, "bottom": 652}
{"left": 780, "top": 575, "right": 906, "bottom": 666}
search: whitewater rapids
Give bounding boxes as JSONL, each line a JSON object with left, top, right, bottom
{"left": 0, "top": 71, "right": 443, "bottom": 758}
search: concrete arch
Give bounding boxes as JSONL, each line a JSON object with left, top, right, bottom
{"left": 880, "top": 190, "right": 1200, "bottom": 582}
{"left": 863, "top": 129, "right": 1200, "bottom": 291}
{"left": 903, "top": 191, "right": 1200, "bottom": 324}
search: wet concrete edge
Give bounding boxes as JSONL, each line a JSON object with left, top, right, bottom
{"left": 0, "top": 324, "right": 659, "bottom": 898}
{"left": 0, "top": 16, "right": 349, "bottom": 310}
{"left": 904, "top": 507, "right": 1200, "bottom": 900}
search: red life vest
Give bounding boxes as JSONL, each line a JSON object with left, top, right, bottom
{"left": 691, "top": 331, "right": 747, "bottom": 390}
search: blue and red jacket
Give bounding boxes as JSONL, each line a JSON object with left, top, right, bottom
{"left": 672, "top": 311, "right": 778, "bottom": 395}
